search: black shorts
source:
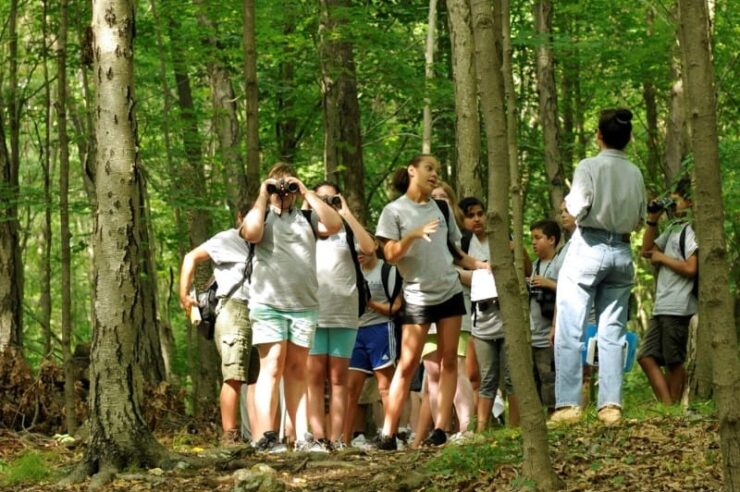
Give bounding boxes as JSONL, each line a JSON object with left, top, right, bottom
{"left": 637, "top": 315, "right": 692, "bottom": 367}
{"left": 400, "top": 292, "right": 467, "bottom": 326}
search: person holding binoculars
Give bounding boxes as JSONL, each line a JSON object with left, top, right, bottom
{"left": 303, "top": 182, "right": 375, "bottom": 451}
{"left": 240, "top": 162, "right": 342, "bottom": 453}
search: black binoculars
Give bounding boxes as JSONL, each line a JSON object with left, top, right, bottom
{"left": 266, "top": 179, "right": 299, "bottom": 196}
{"left": 647, "top": 196, "right": 676, "bottom": 213}
{"left": 323, "top": 195, "right": 342, "bottom": 209}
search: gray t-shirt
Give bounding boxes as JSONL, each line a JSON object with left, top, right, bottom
{"left": 201, "top": 228, "right": 250, "bottom": 301}
{"left": 359, "top": 260, "right": 398, "bottom": 327}
{"left": 375, "top": 196, "right": 463, "bottom": 306}
{"left": 467, "top": 234, "right": 504, "bottom": 339}
{"left": 529, "top": 257, "right": 559, "bottom": 348}
{"left": 653, "top": 222, "right": 698, "bottom": 316}
{"left": 249, "top": 208, "right": 320, "bottom": 311}
{"left": 566, "top": 149, "right": 646, "bottom": 234}
{"left": 317, "top": 224, "right": 359, "bottom": 328}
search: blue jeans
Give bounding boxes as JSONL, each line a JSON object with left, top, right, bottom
{"left": 555, "top": 227, "right": 634, "bottom": 409}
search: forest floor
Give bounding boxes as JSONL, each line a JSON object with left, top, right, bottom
{"left": 0, "top": 408, "right": 723, "bottom": 491}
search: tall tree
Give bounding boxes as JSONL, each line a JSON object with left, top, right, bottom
{"left": 243, "top": 0, "right": 261, "bottom": 201}
{"left": 1, "top": 0, "right": 23, "bottom": 350}
{"left": 40, "top": 0, "right": 54, "bottom": 358}
{"left": 70, "top": 0, "right": 167, "bottom": 485}
{"left": 533, "top": 0, "right": 564, "bottom": 218}
{"left": 57, "top": 0, "right": 78, "bottom": 435}
{"left": 642, "top": 7, "right": 661, "bottom": 188}
{"left": 678, "top": 0, "right": 740, "bottom": 489}
{"left": 447, "top": 0, "right": 482, "bottom": 199}
{"left": 318, "top": 0, "right": 367, "bottom": 221}
{"left": 422, "top": 0, "right": 438, "bottom": 154}
{"left": 469, "top": 0, "right": 560, "bottom": 489}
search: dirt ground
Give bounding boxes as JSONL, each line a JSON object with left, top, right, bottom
{"left": 0, "top": 414, "right": 723, "bottom": 491}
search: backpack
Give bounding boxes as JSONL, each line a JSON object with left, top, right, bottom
{"left": 197, "top": 264, "right": 248, "bottom": 340}
{"left": 678, "top": 223, "right": 699, "bottom": 298}
{"left": 345, "top": 221, "right": 371, "bottom": 317}
{"left": 381, "top": 261, "right": 404, "bottom": 359}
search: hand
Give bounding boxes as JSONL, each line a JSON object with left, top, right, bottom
{"left": 260, "top": 178, "right": 279, "bottom": 197}
{"left": 180, "top": 294, "right": 198, "bottom": 317}
{"left": 548, "top": 325, "right": 556, "bottom": 347}
{"left": 529, "top": 275, "right": 546, "bottom": 288}
{"left": 412, "top": 219, "right": 440, "bottom": 242}
{"left": 476, "top": 260, "right": 491, "bottom": 272}
{"left": 286, "top": 176, "right": 308, "bottom": 196}
{"left": 647, "top": 210, "right": 663, "bottom": 223}
{"left": 336, "top": 194, "right": 349, "bottom": 214}
{"left": 649, "top": 250, "right": 665, "bottom": 266}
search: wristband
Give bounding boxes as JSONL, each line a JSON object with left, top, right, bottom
{"left": 646, "top": 221, "right": 658, "bottom": 227}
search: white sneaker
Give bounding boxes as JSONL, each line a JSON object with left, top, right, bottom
{"left": 350, "top": 433, "right": 373, "bottom": 450}
{"left": 294, "top": 433, "right": 330, "bottom": 453}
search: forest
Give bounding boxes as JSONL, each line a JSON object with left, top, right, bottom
{"left": 0, "top": 0, "right": 738, "bottom": 490}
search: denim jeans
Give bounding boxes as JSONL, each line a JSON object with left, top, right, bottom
{"left": 554, "top": 227, "right": 634, "bottom": 409}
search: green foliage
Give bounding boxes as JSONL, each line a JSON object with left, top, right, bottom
{"left": 426, "top": 429, "right": 522, "bottom": 480}
{"left": 0, "top": 451, "right": 62, "bottom": 486}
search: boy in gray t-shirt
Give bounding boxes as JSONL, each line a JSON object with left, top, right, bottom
{"left": 638, "top": 179, "right": 698, "bottom": 405}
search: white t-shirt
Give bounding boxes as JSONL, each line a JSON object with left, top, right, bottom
{"left": 467, "top": 234, "right": 504, "bottom": 340}
{"left": 375, "top": 195, "right": 463, "bottom": 306}
{"left": 201, "top": 228, "right": 251, "bottom": 301}
{"left": 653, "top": 222, "right": 698, "bottom": 316}
{"left": 316, "top": 224, "right": 359, "bottom": 328}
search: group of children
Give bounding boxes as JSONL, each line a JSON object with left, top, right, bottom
{"left": 179, "top": 109, "right": 698, "bottom": 452}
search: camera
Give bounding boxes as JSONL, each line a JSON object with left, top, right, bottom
{"left": 267, "top": 179, "right": 299, "bottom": 196}
{"left": 528, "top": 282, "right": 556, "bottom": 320}
{"left": 323, "top": 195, "right": 342, "bottom": 209}
{"left": 647, "top": 196, "right": 675, "bottom": 214}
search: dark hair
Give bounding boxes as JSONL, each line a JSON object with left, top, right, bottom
{"left": 313, "top": 181, "right": 341, "bottom": 194}
{"left": 392, "top": 154, "right": 438, "bottom": 194}
{"left": 459, "top": 196, "right": 485, "bottom": 215}
{"left": 598, "top": 108, "right": 633, "bottom": 150}
{"left": 673, "top": 176, "right": 692, "bottom": 200}
{"left": 530, "top": 219, "right": 561, "bottom": 246}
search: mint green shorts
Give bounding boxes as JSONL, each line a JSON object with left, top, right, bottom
{"left": 309, "top": 327, "right": 358, "bottom": 358}
{"left": 250, "top": 303, "right": 318, "bottom": 348}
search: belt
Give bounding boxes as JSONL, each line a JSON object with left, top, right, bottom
{"left": 580, "top": 227, "right": 631, "bottom": 244}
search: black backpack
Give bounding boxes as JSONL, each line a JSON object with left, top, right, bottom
{"left": 197, "top": 264, "right": 248, "bottom": 340}
{"left": 433, "top": 199, "right": 463, "bottom": 261}
{"left": 678, "top": 223, "right": 699, "bottom": 298}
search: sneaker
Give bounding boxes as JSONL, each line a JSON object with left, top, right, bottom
{"left": 549, "top": 406, "right": 582, "bottom": 425}
{"left": 331, "top": 440, "right": 348, "bottom": 451}
{"left": 350, "top": 433, "right": 373, "bottom": 450}
{"left": 294, "top": 433, "right": 331, "bottom": 453}
{"left": 422, "top": 428, "right": 447, "bottom": 447}
{"left": 254, "top": 431, "right": 288, "bottom": 454}
{"left": 371, "top": 433, "right": 398, "bottom": 451}
{"left": 447, "top": 431, "right": 474, "bottom": 446}
{"left": 220, "top": 428, "right": 241, "bottom": 447}
{"left": 597, "top": 406, "right": 621, "bottom": 426}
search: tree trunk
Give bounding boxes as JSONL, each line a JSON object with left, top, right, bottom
{"left": 243, "top": 0, "right": 261, "bottom": 202}
{"left": 533, "top": 0, "right": 564, "bottom": 218}
{"left": 275, "top": 5, "right": 298, "bottom": 163}
{"left": 501, "top": 0, "right": 525, "bottom": 287}
{"left": 422, "top": 0, "right": 438, "bottom": 154}
{"left": 447, "top": 0, "right": 482, "bottom": 200}
{"left": 40, "top": 0, "right": 54, "bottom": 359}
{"left": 168, "top": 12, "right": 220, "bottom": 416}
{"left": 642, "top": 79, "right": 660, "bottom": 187}
{"left": 664, "top": 77, "right": 688, "bottom": 187}
{"left": 469, "top": 0, "right": 560, "bottom": 489}
{"left": 82, "top": 0, "right": 167, "bottom": 484}
{"left": 57, "top": 0, "right": 78, "bottom": 436}
{"left": 678, "top": 1, "right": 740, "bottom": 489}
{"left": 318, "top": 0, "right": 367, "bottom": 221}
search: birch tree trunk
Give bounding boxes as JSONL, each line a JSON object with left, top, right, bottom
{"left": 57, "top": 0, "right": 78, "bottom": 436}
{"left": 469, "top": 0, "right": 559, "bottom": 489}
{"left": 243, "top": 0, "right": 261, "bottom": 202}
{"left": 447, "top": 0, "right": 481, "bottom": 199}
{"left": 533, "top": 0, "right": 564, "bottom": 218}
{"left": 678, "top": 1, "right": 740, "bottom": 489}
{"left": 75, "top": 0, "right": 167, "bottom": 485}
{"left": 422, "top": 0, "right": 438, "bottom": 154}
{"left": 318, "top": 0, "right": 367, "bottom": 221}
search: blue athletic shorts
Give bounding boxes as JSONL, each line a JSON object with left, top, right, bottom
{"left": 349, "top": 322, "right": 397, "bottom": 374}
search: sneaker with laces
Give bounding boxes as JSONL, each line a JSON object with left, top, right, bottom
{"left": 294, "top": 433, "right": 331, "bottom": 453}
{"left": 371, "top": 433, "right": 398, "bottom": 451}
{"left": 350, "top": 433, "right": 373, "bottom": 450}
{"left": 597, "top": 406, "right": 621, "bottom": 426}
{"left": 254, "top": 431, "right": 288, "bottom": 454}
{"left": 549, "top": 406, "right": 582, "bottom": 425}
{"left": 331, "top": 440, "right": 348, "bottom": 451}
{"left": 422, "top": 428, "right": 447, "bottom": 447}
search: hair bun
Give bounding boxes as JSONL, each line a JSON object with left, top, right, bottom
{"left": 615, "top": 108, "right": 633, "bottom": 124}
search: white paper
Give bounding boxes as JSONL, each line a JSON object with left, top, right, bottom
{"left": 470, "top": 269, "right": 498, "bottom": 302}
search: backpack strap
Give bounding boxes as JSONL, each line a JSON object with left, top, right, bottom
{"left": 679, "top": 223, "right": 688, "bottom": 260}
{"left": 301, "top": 209, "right": 318, "bottom": 240}
{"left": 344, "top": 221, "right": 369, "bottom": 316}
{"left": 433, "top": 198, "right": 463, "bottom": 260}
{"left": 381, "top": 261, "right": 403, "bottom": 310}
{"left": 461, "top": 230, "right": 473, "bottom": 254}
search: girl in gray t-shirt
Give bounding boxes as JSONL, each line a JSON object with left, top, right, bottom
{"left": 373, "top": 154, "right": 490, "bottom": 449}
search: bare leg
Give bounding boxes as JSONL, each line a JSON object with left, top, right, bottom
{"left": 306, "top": 354, "right": 328, "bottom": 438}
{"left": 667, "top": 363, "right": 687, "bottom": 404}
{"left": 284, "top": 342, "right": 310, "bottom": 439}
{"left": 434, "top": 316, "right": 461, "bottom": 432}
{"left": 254, "top": 342, "right": 287, "bottom": 439}
{"left": 476, "top": 396, "right": 493, "bottom": 433}
{"left": 344, "top": 370, "right": 367, "bottom": 441}
{"left": 412, "top": 383, "right": 433, "bottom": 448}
{"left": 220, "top": 379, "right": 242, "bottom": 432}
{"left": 454, "top": 356, "right": 475, "bottom": 432}
{"left": 328, "top": 356, "right": 351, "bottom": 442}
{"left": 638, "top": 356, "right": 672, "bottom": 404}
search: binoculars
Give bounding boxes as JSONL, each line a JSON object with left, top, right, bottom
{"left": 266, "top": 179, "right": 299, "bottom": 196}
{"left": 647, "top": 196, "right": 676, "bottom": 213}
{"left": 323, "top": 195, "right": 342, "bottom": 209}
